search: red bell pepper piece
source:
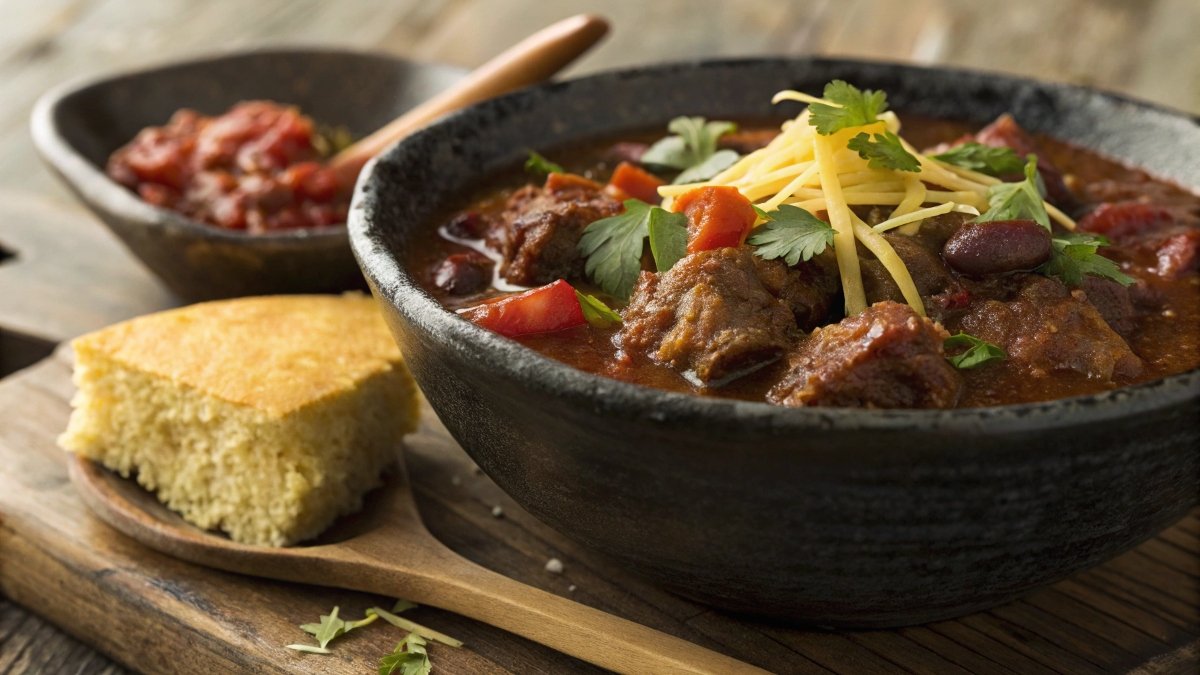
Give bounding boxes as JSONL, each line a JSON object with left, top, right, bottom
{"left": 605, "top": 161, "right": 665, "bottom": 204}
{"left": 676, "top": 186, "right": 756, "bottom": 253}
{"left": 460, "top": 279, "right": 586, "bottom": 337}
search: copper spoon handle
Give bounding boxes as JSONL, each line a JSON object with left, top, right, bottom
{"left": 329, "top": 14, "right": 609, "bottom": 186}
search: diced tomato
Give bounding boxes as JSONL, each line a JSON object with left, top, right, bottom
{"left": 675, "top": 186, "right": 756, "bottom": 253}
{"left": 544, "top": 172, "right": 602, "bottom": 194}
{"left": 460, "top": 279, "right": 586, "bottom": 337}
{"left": 605, "top": 161, "right": 664, "bottom": 203}
{"left": 1078, "top": 202, "right": 1176, "bottom": 242}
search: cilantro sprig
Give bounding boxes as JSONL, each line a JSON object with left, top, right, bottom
{"left": 641, "top": 116, "right": 740, "bottom": 184}
{"left": 379, "top": 633, "right": 430, "bottom": 675}
{"left": 747, "top": 205, "right": 835, "bottom": 266}
{"left": 1041, "top": 232, "right": 1135, "bottom": 287}
{"left": 975, "top": 156, "right": 1050, "bottom": 229}
{"left": 847, "top": 131, "right": 920, "bottom": 172}
{"left": 808, "top": 80, "right": 889, "bottom": 135}
{"left": 932, "top": 142, "right": 1024, "bottom": 176}
{"left": 944, "top": 332, "right": 1006, "bottom": 369}
{"left": 579, "top": 199, "right": 683, "bottom": 298}
{"left": 575, "top": 290, "right": 622, "bottom": 327}
{"left": 647, "top": 206, "right": 688, "bottom": 272}
{"left": 524, "top": 150, "right": 564, "bottom": 177}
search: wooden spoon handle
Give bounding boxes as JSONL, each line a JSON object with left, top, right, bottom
{"left": 330, "top": 14, "right": 609, "bottom": 186}
{"left": 373, "top": 549, "right": 769, "bottom": 675}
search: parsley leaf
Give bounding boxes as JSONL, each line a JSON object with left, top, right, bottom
{"left": 847, "top": 131, "right": 920, "bottom": 172}
{"left": 578, "top": 199, "right": 658, "bottom": 299}
{"left": 576, "top": 290, "right": 622, "bottom": 327}
{"left": 646, "top": 206, "right": 689, "bottom": 271}
{"left": 1041, "top": 232, "right": 1135, "bottom": 287}
{"left": 944, "top": 332, "right": 1006, "bottom": 369}
{"left": 975, "top": 156, "right": 1050, "bottom": 229}
{"left": 932, "top": 142, "right": 1024, "bottom": 176}
{"left": 379, "top": 633, "right": 431, "bottom": 675}
{"left": 641, "top": 117, "right": 738, "bottom": 184}
{"left": 524, "top": 151, "right": 564, "bottom": 177}
{"left": 307, "top": 606, "right": 346, "bottom": 649}
{"left": 747, "top": 205, "right": 835, "bottom": 266}
{"left": 808, "top": 80, "right": 889, "bottom": 135}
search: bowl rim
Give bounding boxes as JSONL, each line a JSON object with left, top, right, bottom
{"left": 350, "top": 56, "right": 1200, "bottom": 434}
{"left": 30, "top": 46, "right": 467, "bottom": 245}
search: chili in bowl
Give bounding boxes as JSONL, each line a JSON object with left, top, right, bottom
{"left": 350, "top": 58, "right": 1200, "bottom": 626}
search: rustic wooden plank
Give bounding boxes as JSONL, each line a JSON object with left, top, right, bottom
{"left": 925, "top": 621, "right": 1059, "bottom": 675}
{"left": 894, "top": 625, "right": 1022, "bottom": 675}
{"left": 1050, "top": 580, "right": 1190, "bottom": 646}
{"left": 987, "top": 601, "right": 1141, "bottom": 670}
{"left": 1129, "top": 638, "right": 1200, "bottom": 675}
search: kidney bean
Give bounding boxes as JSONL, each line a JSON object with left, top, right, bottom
{"left": 942, "top": 220, "right": 1052, "bottom": 276}
{"left": 433, "top": 253, "right": 492, "bottom": 295}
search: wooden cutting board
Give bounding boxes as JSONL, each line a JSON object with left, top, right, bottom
{"left": 1, "top": 346, "right": 1197, "bottom": 674}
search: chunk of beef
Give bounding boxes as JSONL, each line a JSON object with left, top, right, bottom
{"left": 974, "top": 114, "right": 1078, "bottom": 211}
{"left": 619, "top": 247, "right": 795, "bottom": 385}
{"left": 956, "top": 275, "right": 1143, "bottom": 382}
{"left": 862, "top": 232, "right": 959, "bottom": 306}
{"left": 493, "top": 175, "right": 621, "bottom": 286}
{"left": 1080, "top": 276, "right": 1139, "bottom": 338}
{"left": 767, "top": 301, "right": 962, "bottom": 409}
{"left": 752, "top": 249, "right": 841, "bottom": 330}
{"left": 432, "top": 252, "right": 492, "bottom": 296}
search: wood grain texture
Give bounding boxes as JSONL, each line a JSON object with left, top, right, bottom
{"left": 1, "top": 0, "right": 1198, "bottom": 672}
{"left": 0, "top": 352, "right": 1196, "bottom": 674}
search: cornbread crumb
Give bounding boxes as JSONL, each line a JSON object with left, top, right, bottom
{"left": 59, "top": 294, "right": 419, "bottom": 546}
{"left": 545, "top": 558, "right": 564, "bottom": 574}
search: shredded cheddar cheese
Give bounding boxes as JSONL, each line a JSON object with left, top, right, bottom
{"left": 659, "top": 88, "right": 1071, "bottom": 317}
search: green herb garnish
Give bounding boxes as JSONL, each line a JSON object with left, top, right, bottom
{"left": 808, "top": 80, "right": 889, "bottom": 135}
{"left": 368, "top": 605, "right": 464, "bottom": 648}
{"left": 1041, "top": 232, "right": 1135, "bottom": 287}
{"left": 576, "top": 290, "right": 623, "bottom": 327}
{"left": 932, "top": 142, "right": 1024, "bottom": 176}
{"left": 847, "top": 131, "right": 920, "bottom": 172}
{"left": 641, "top": 116, "right": 739, "bottom": 184}
{"left": 747, "top": 204, "right": 835, "bottom": 266}
{"left": 579, "top": 199, "right": 657, "bottom": 299}
{"left": 524, "top": 151, "right": 564, "bottom": 177}
{"left": 289, "top": 605, "right": 379, "bottom": 653}
{"left": 975, "top": 156, "right": 1050, "bottom": 229}
{"left": 646, "top": 206, "right": 689, "bottom": 271}
{"left": 378, "top": 633, "right": 431, "bottom": 675}
{"left": 944, "top": 333, "right": 1006, "bottom": 369}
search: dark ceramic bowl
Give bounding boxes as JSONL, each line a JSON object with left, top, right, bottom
{"left": 350, "top": 58, "right": 1200, "bottom": 627}
{"left": 32, "top": 48, "right": 464, "bottom": 301}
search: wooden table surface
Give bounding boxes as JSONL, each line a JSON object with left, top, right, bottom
{"left": 1, "top": 1, "right": 1197, "bottom": 673}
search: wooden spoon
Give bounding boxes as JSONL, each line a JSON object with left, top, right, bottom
{"left": 68, "top": 452, "right": 767, "bottom": 674}
{"left": 328, "top": 14, "right": 610, "bottom": 188}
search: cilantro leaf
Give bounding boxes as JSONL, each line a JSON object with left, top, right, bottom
{"left": 641, "top": 117, "right": 738, "bottom": 183}
{"left": 379, "top": 633, "right": 431, "bottom": 675}
{"left": 847, "top": 131, "right": 920, "bottom": 172}
{"left": 932, "top": 142, "right": 1024, "bottom": 176}
{"left": 975, "top": 156, "right": 1050, "bottom": 229}
{"left": 674, "top": 148, "right": 739, "bottom": 184}
{"left": 286, "top": 644, "right": 333, "bottom": 655}
{"left": 576, "top": 290, "right": 622, "bottom": 327}
{"left": 944, "top": 332, "right": 1006, "bottom": 369}
{"left": 524, "top": 151, "right": 563, "bottom": 177}
{"left": 747, "top": 204, "right": 835, "bottom": 266}
{"left": 1040, "top": 232, "right": 1135, "bottom": 287}
{"left": 646, "top": 206, "right": 688, "bottom": 271}
{"left": 309, "top": 606, "right": 346, "bottom": 649}
{"left": 808, "top": 80, "right": 889, "bottom": 135}
{"left": 578, "top": 199, "right": 658, "bottom": 299}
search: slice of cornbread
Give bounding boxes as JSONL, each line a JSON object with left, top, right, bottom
{"left": 59, "top": 294, "right": 419, "bottom": 546}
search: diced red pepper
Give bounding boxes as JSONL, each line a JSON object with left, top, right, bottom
{"left": 460, "top": 279, "right": 586, "bottom": 337}
{"left": 1078, "top": 202, "right": 1176, "bottom": 243}
{"left": 675, "top": 186, "right": 756, "bottom": 253}
{"left": 605, "top": 161, "right": 665, "bottom": 204}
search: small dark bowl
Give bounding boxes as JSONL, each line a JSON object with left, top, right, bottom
{"left": 350, "top": 58, "right": 1200, "bottom": 627}
{"left": 32, "top": 48, "right": 464, "bottom": 301}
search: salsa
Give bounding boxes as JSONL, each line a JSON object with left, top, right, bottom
{"left": 107, "top": 101, "right": 350, "bottom": 232}
{"left": 413, "top": 85, "right": 1200, "bottom": 409}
